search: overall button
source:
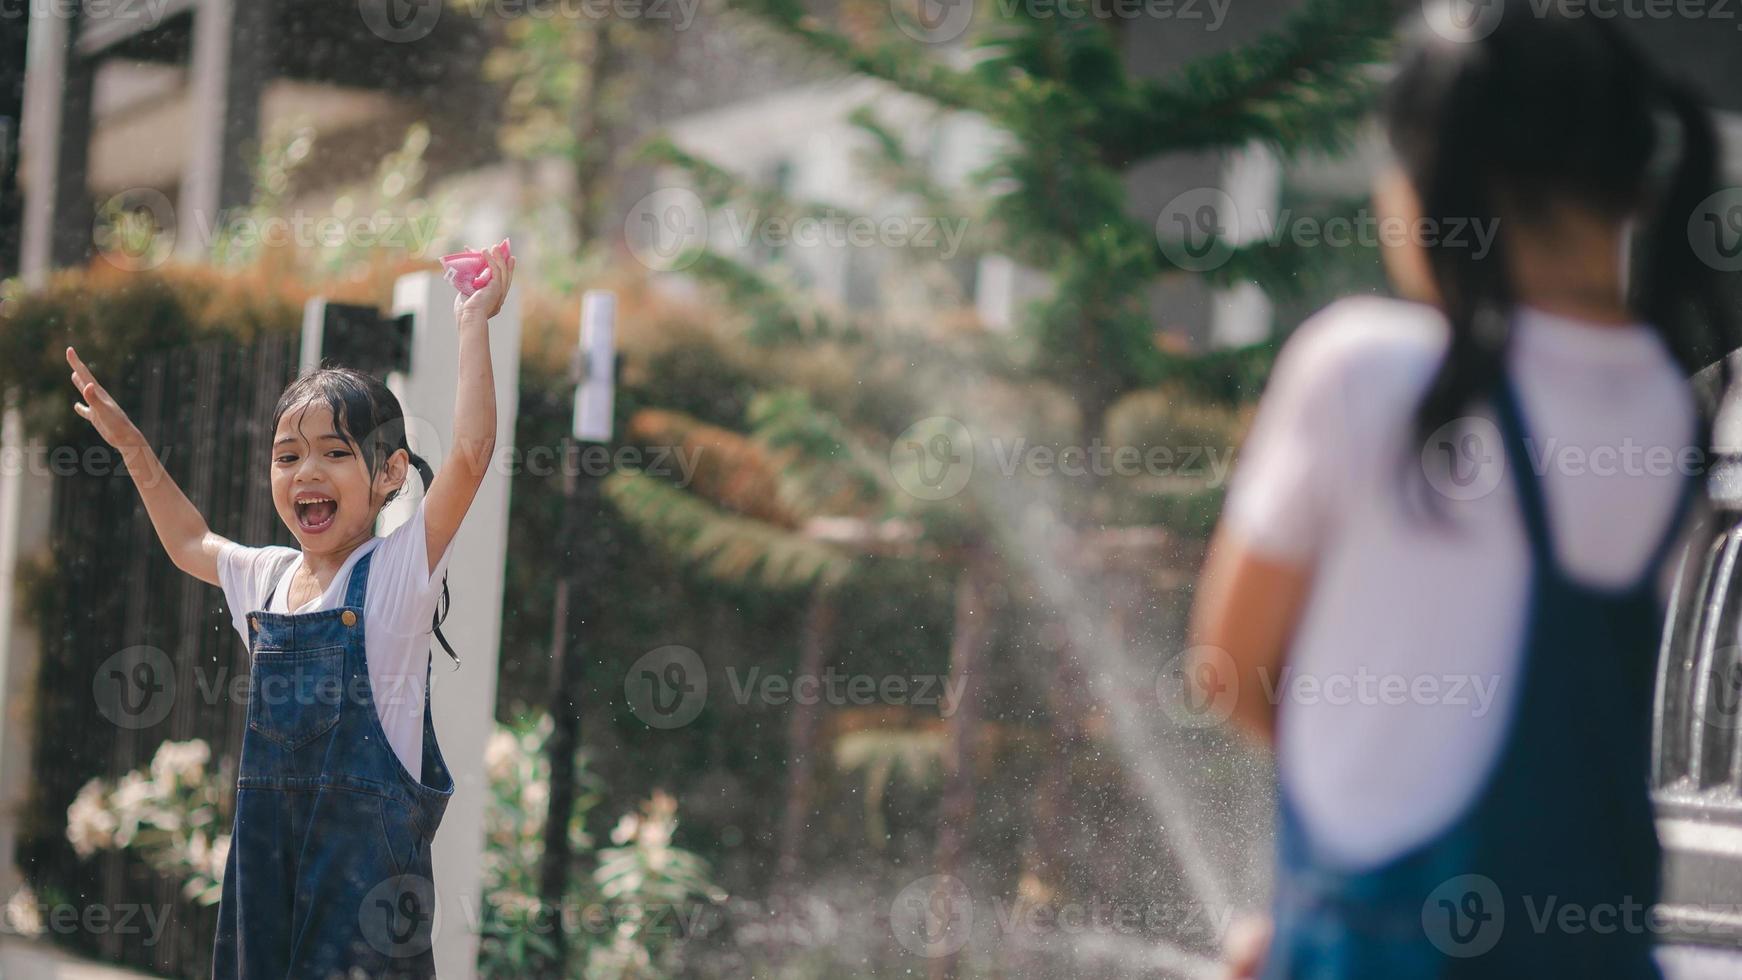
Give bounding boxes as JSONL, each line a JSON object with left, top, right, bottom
{"left": 342, "top": 610, "right": 358, "bottom": 627}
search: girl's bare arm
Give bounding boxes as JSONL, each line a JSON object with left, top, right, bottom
{"left": 66, "top": 347, "right": 231, "bottom": 586}
{"left": 422, "top": 241, "right": 515, "bottom": 575}
{"left": 1185, "top": 522, "right": 1313, "bottom": 743}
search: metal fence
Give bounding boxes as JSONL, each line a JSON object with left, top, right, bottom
{"left": 20, "top": 333, "right": 299, "bottom": 978}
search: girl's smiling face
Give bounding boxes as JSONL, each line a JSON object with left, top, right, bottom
{"left": 271, "top": 400, "right": 407, "bottom": 555}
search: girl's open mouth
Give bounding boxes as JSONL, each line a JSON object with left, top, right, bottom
{"left": 295, "top": 496, "right": 338, "bottom": 533}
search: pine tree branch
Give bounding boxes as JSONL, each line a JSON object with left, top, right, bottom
{"left": 724, "top": 0, "right": 1002, "bottom": 117}
{"left": 603, "top": 470, "right": 857, "bottom": 590}
{"left": 1097, "top": 0, "right": 1395, "bottom": 162}
{"left": 681, "top": 249, "right": 843, "bottom": 344}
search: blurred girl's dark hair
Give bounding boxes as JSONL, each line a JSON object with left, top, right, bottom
{"left": 271, "top": 366, "right": 459, "bottom": 666}
{"left": 1387, "top": 1, "right": 1736, "bottom": 503}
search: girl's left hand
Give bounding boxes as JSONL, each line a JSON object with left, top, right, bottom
{"left": 456, "top": 241, "right": 514, "bottom": 322}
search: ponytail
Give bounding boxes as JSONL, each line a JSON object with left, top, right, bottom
{"left": 408, "top": 450, "right": 461, "bottom": 669}
{"left": 1637, "top": 78, "right": 1737, "bottom": 380}
{"left": 1387, "top": 4, "right": 1738, "bottom": 518}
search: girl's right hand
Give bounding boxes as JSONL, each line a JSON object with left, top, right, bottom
{"left": 67, "top": 347, "right": 143, "bottom": 449}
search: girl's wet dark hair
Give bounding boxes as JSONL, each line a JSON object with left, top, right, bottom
{"left": 1387, "top": 1, "right": 1736, "bottom": 502}
{"left": 271, "top": 366, "right": 460, "bottom": 667}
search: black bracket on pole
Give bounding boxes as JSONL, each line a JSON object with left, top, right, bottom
{"left": 318, "top": 303, "right": 413, "bottom": 379}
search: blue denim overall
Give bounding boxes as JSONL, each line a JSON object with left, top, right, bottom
{"left": 212, "top": 546, "right": 455, "bottom": 980}
{"left": 1261, "top": 373, "right": 1698, "bottom": 978}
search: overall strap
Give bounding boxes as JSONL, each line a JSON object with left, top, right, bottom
{"left": 1488, "top": 373, "right": 1556, "bottom": 564}
{"left": 343, "top": 544, "right": 377, "bottom": 609}
{"left": 1492, "top": 371, "right": 1707, "bottom": 589}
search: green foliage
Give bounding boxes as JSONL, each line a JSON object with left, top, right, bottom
{"left": 0, "top": 264, "right": 304, "bottom": 441}
{"left": 477, "top": 715, "right": 725, "bottom": 980}
{"left": 748, "top": 389, "right": 891, "bottom": 518}
{"left": 602, "top": 470, "right": 856, "bottom": 591}
{"left": 64, "top": 740, "right": 230, "bottom": 907}
{"left": 832, "top": 728, "right": 945, "bottom": 847}
{"left": 1091, "top": 0, "right": 1395, "bottom": 159}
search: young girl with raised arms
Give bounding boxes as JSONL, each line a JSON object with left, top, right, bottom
{"left": 66, "top": 241, "right": 513, "bottom": 978}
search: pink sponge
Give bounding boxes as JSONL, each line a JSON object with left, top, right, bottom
{"left": 440, "top": 238, "right": 512, "bottom": 297}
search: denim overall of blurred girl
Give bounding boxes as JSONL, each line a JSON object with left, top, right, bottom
{"left": 212, "top": 547, "right": 454, "bottom": 979}
{"left": 1260, "top": 375, "right": 1700, "bottom": 979}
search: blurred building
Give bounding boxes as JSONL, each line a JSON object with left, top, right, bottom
{"left": 15, "top": 2, "right": 1742, "bottom": 342}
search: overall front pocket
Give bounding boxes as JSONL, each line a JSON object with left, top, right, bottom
{"left": 247, "top": 647, "right": 346, "bottom": 749}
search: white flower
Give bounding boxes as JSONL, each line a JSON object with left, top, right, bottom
{"left": 111, "top": 771, "right": 156, "bottom": 813}
{"left": 522, "top": 778, "right": 548, "bottom": 816}
{"left": 150, "top": 740, "right": 210, "bottom": 786}
{"left": 4, "top": 884, "right": 43, "bottom": 936}
{"left": 209, "top": 834, "right": 231, "bottom": 879}
{"left": 484, "top": 730, "right": 518, "bottom": 783}
{"left": 65, "top": 779, "right": 117, "bottom": 858}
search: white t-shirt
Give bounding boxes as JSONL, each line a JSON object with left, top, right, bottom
{"left": 1222, "top": 296, "right": 1698, "bottom": 870}
{"left": 217, "top": 498, "right": 457, "bottom": 783}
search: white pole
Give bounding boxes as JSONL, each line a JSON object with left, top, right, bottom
{"left": 574, "top": 290, "right": 616, "bottom": 443}
{"left": 389, "top": 271, "right": 521, "bottom": 979}
{"left": 0, "top": 392, "right": 53, "bottom": 901}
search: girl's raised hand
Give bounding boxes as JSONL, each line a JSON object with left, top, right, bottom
{"left": 66, "top": 346, "right": 143, "bottom": 449}
{"left": 455, "top": 241, "right": 514, "bottom": 322}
